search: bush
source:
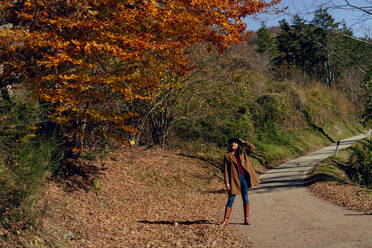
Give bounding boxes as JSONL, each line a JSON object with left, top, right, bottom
{"left": 0, "top": 100, "right": 62, "bottom": 231}
{"left": 251, "top": 92, "right": 290, "bottom": 133}
{"left": 348, "top": 139, "right": 372, "bottom": 187}
{"left": 175, "top": 111, "right": 255, "bottom": 147}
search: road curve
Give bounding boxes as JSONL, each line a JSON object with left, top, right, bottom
{"left": 228, "top": 131, "right": 372, "bottom": 248}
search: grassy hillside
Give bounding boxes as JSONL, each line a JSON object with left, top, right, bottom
{"left": 172, "top": 69, "right": 365, "bottom": 172}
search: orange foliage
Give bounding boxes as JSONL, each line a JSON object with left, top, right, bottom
{"left": 1, "top": 0, "right": 279, "bottom": 144}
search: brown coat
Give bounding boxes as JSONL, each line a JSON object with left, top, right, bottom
{"left": 223, "top": 146, "right": 260, "bottom": 195}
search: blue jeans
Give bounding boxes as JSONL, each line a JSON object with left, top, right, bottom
{"left": 226, "top": 173, "right": 249, "bottom": 208}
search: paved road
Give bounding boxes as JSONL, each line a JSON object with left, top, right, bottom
{"left": 228, "top": 131, "right": 372, "bottom": 248}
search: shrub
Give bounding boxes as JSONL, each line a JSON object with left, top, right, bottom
{"left": 0, "top": 100, "right": 62, "bottom": 231}
{"left": 348, "top": 139, "right": 372, "bottom": 187}
{"left": 175, "top": 105, "right": 257, "bottom": 147}
{"left": 251, "top": 93, "right": 290, "bottom": 134}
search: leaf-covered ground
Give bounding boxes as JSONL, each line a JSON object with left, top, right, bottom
{"left": 2, "top": 147, "right": 249, "bottom": 247}
{"left": 308, "top": 182, "right": 372, "bottom": 213}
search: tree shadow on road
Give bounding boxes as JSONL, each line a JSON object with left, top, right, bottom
{"left": 304, "top": 158, "right": 356, "bottom": 187}
{"left": 344, "top": 213, "right": 372, "bottom": 216}
{"left": 304, "top": 173, "right": 345, "bottom": 186}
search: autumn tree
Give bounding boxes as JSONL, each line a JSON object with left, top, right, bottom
{"left": 0, "top": 0, "right": 280, "bottom": 155}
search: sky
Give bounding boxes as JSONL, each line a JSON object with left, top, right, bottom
{"left": 245, "top": 0, "right": 372, "bottom": 38}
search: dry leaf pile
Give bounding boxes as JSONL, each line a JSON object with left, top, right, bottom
{"left": 308, "top": 182, "right": 372, "bottom": 213}
{"left": 5, "top": 147, "right": 249, "bottom": 247}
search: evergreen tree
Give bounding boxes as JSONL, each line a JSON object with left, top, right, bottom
{"left": 272, "top": 9, "right": 366, "bottom": 87}
{"left": 273, "top": 19, "right": 297, "bottom": 77}
{"left": 291, "top": 15, "right": 314, "bottom": 75}
{"left": 363, "top": 70, "right": 372, "bottom": 126}
{"left": 256, "top": 23, "right": 277, "bottom": 60}
{"left": 310, "top": 8, "right": 340, "bottom": 86}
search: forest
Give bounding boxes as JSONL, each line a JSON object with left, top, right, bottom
{"left": 0, "top": 0, "right": 371, "bottom": 247}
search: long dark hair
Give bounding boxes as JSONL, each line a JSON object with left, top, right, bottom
{"left": 228, "top": 138, "right": 244, "bottom": 155}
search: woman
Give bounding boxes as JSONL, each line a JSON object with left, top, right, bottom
{"left": 221, "top": 138, "right": 260, "bottom": 226}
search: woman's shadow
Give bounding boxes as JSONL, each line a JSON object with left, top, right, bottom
{"left": 138, "top": 220, "right": 215, "bottom": 225}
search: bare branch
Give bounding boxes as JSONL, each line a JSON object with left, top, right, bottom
{"left": 308, "top": 22, "right": 372, "bottom": 45}
{"left": 314, "top": 40, "right": 367, "bottom": 75}
{"left": 344, "top": 0, "right": 372, "bottom": 15}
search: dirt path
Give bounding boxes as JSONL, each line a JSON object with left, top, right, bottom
{"left": 228, "top": 131, "right": 372, "bottom": 248}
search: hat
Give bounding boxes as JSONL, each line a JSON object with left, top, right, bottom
{"left": 228, "top": 138, "right": 243, "bottom": 146}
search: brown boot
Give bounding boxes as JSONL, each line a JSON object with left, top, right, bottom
{"left": 221, "top": 206, "right": 232, "bottom": 226}
{"left": 244, "top": 204, "right": 250, "bottom": 225}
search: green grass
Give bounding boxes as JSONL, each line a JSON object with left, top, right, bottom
{"left": 322, "top": 118, "right": 365, "bottom": 141}
{"left": 311, "top": 156, "right": 351, "bottom": 185}
{"left": 310, "top": 145, "right": 369, "bottom": 188}
{"left": 172, "top": 118, "right": 365, "bottom": 173}
{"left": 258, "top": 118, "right": 364, "bottom": 167}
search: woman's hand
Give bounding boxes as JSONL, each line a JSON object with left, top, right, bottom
{"left": 240, "top": 139, "right": 255, "bottom": 152}
{"left": 226, "top": 183, "right": 231, "bottom": 191}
